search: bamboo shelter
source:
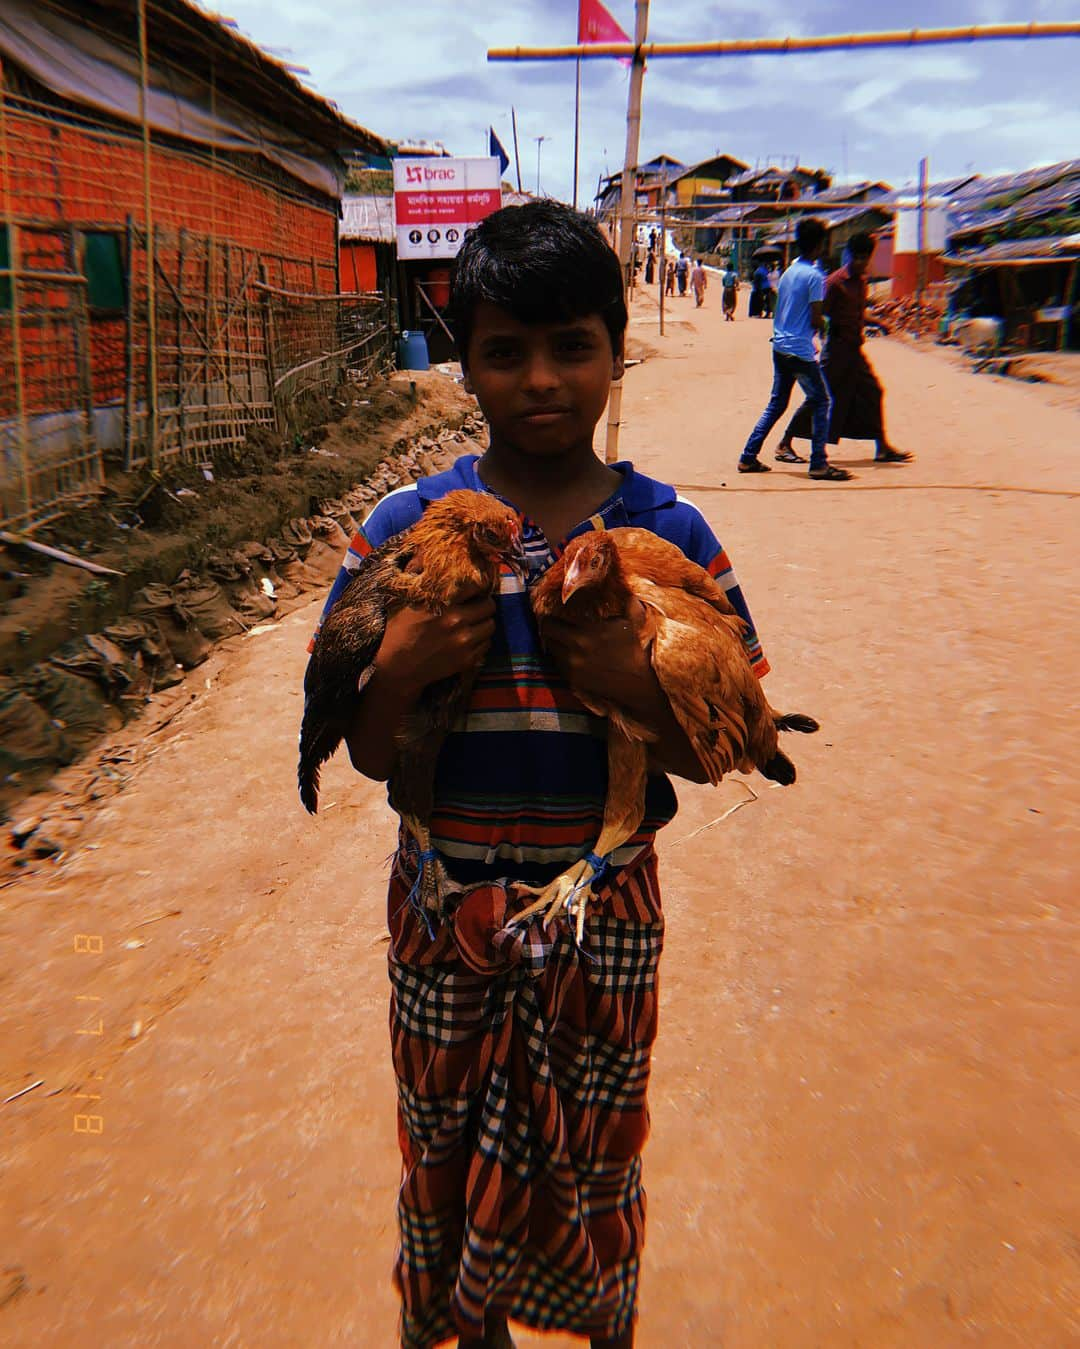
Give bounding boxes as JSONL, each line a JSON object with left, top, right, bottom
{"left": 0, "top": 0, "right": 388, "bottom": 532}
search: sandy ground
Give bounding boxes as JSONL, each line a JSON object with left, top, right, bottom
{"left": 2, "top": 286, "right": 1078, "bottom": 1347}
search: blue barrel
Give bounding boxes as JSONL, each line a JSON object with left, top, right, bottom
{"left": 397, "top": 330, "right": 430, "bottom": 371}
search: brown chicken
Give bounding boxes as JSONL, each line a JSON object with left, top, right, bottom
{"left": 518, "top": 527, "right": 817, "bottom": 936}
{"left": 298, "top": 489, "right": 524, "bottom": 911}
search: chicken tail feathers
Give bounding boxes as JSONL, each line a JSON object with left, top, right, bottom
{"left": 297, "top": 710, "right": 343, "bottom": 815}
{"left": 773, "top": 712, "right": 819, "bottom": 735}
{"left": 761, "top": 748, "right": 797, "bottom": 786}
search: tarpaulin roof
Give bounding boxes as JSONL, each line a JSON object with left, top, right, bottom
{"left": 946, "top": 234, "right": 1080, "bottom": 268}
{"left": 0, "top": 0, "right": 386, "bottom": 199}
{"left": 949, "top": 173, "right": 1080, "bottom": 240}
{"left": 340, "top": 194, "right": 395, "bottom": 243}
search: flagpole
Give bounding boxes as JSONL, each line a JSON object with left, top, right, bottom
{"left": 511, "top": 107, "right": 523, "bottom": 193}
{"left": 572, "top": 56, "right": 582, "bottom": 209}
{"left": 604, "top": 0, "right": 649, "bottom": 464}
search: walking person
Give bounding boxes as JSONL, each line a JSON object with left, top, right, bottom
{"left": 774, "top": 232, "right": 913, "bottom": 467}
{"left": 738, "top": 217, "right": 853, "bottom": 481}
{"left": 690, "top": 257, "right": 708, "bottom": 307}
{"left": 675, "top": 251, "right": 689, "bottom": 296}
{"left": 764, "top": 262, "right": 780, "bottom": 318}
{"left": 749, "top": 260, "right": 769, "bottom": 319}
{"left": 644, "top": 248, "right": 655, "bottom": 286}
{"left": 721, "top": 261, "right": 739, "bottom": 321}
{"left": 665, "top": 257, "right": 675, "bottom": 296}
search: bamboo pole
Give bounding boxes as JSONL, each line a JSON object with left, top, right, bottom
{"left": 915, "top": 156, "right": 928, "bottom": 319}
{"left": 604, "top": 0, "right": 649, "bottom": 465}
{"left": 136, "top": 0, "right": 159, "bottom": 471}
{"left": 572, "top": 57, "right": 582, "bottom": 210}
{"left": 511, "top": 107, "right": 523, "bottom": 194}
{"left": 659, "top": 185, "right": 666, "bottom": 338}
{"left": 488, "top": 23, "right": 1080, "bottom": 62}
{"left": 0, "top": 58, "right": 33, "bottom": 526}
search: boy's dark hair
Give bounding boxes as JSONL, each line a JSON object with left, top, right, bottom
{"left": 795, "top": 216, "right": 827, "bottom": 255}
{"left": 848, "top": 231, "right": 875, "bottom": 258}
{"left": 449, "top": 202, "right": 627, "bottom": 363}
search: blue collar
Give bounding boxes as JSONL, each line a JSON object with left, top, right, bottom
{"left": 415, "top": 454, "right": 677, "bottom": 521}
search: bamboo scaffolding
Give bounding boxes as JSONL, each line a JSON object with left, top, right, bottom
{"left": 136, "top": 0, "right": 159, "bottom": 471}
{"left": 488, "top": 23, "right": 1080, "bottom": 62}
{"left": 604, "top": 0, "right": 649, "bottom": 465}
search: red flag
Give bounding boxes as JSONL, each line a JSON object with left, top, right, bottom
{"left": 578, "top": 0, "right": 631, "bottom": 57}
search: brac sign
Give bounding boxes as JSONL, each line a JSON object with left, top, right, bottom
{"left": 393, "top": 157, "right": 503, "bottom": 261}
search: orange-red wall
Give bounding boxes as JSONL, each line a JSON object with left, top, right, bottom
{"left": 1, "top": 104, "right": 338, "bottom": 414}
{"left": 891, "top": 252, "right": 946, "bottom": 298}
{"left": 340, "top": 241, "right": 378, "bottom": 293}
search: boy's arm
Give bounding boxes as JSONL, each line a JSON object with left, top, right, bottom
{"left": 342, "top": 597, "right": 496, "bottom": 781}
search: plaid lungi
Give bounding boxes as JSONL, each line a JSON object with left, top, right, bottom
{"left": 387, "top": 848, "right": 665, "bottom": 1347}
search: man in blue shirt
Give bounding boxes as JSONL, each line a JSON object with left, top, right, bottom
{"left": 737, "top": 217, "right": 853, "bottom": 481}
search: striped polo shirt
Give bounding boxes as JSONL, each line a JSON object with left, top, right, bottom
{"left": 309, "top": 454, "right": 768, "bottom": 888}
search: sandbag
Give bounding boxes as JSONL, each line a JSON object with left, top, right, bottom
{"left": 50, "top": 633, "right": 136, "bottom": 698}
{"left": 281, "top": 517, "right": 313, "bottom": 556}
{"left": 104, "top": 618, "right": 182, "bottom": 690}
{"left": 19, "top": 663, "right": 120, "bottom": 757}
{"left": 130, "top": 583, "right": 211, "bottom": 669}
{"left": 205, "top": 550, "right": 276, "bottom": 624}
{"left": 172, "top": 570, "right": 246, "bottom": 640}
{"left": 0, "top": 678, "right": 66, "bottom": 790}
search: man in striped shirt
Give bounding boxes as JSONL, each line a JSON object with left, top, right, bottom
{"left": 310, "top": 202, "right": 768, "bottom": 1349}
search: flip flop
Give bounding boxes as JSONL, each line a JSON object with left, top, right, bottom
{"left": 808, "top": 464, "right": 854, "bottom": 481}
{"left": 775, "top": 446, "right": 807, "bottom": 463}
{"left": 874, "top": 447, "right": 913, "bottom": 463}
{"left": 737, "top": 458, "right": 772, "bottom": 473}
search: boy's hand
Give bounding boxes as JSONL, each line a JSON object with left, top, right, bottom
{"left": 375, "top": 595, "right": 496, "bottom": 693}
{"left": 540, "top": 600, "right": 652, "bottom": 707}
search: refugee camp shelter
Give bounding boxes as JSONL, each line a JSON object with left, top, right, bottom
{"left": 340, "top": 194, "right": 395, "bottom": 294}
{"left": 945, "top": 234, "right": 1080, "bottom": 351}
{"left": 0, "top": 0, "right": 386, "bottom": 531}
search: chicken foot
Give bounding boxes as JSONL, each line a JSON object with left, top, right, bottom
{"left": 511, "top": 730, "right": 648, "bottom": 943}
{"left": 399, "top": 814, "right": 454, "bottom": 925}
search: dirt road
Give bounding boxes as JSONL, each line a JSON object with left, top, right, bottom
{"left": 2, "top": 288, "right": 1077, "bottom": 1347}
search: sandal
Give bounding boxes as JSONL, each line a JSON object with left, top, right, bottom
{"left": 808, "top": 464, "right": 854, "bottom": 481}
{"left": 775, "top": 445, "right": 807, "bottom": 464}
{"left": 874, "top": 447, "right": 913, "bottom": 463}
{"left": 737, "top": 458, "right": 772, "bottom": 473}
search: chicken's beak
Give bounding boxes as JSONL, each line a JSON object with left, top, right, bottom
{"left": 561, "top": 555, "right": 587, "bottom": 603}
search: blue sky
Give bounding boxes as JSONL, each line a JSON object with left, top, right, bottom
{"left": 210, "top": 0, "right": 1079, "bottom": 202}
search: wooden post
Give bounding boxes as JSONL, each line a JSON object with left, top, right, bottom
{"left": 604, "top": 0, "right": 649, "bottom": 465}
{"left": 658, "top": 183, "right": 666, "bottom": 337}
{"left": 0, "top": 64, "right": 33, "bottom": 525}
{"left": 915, "top": 155, "right": 928, "bottom": 328}
{"left": 572, "top": 58, "right": 582, "bottom": 210}
{"left": 511, "top": 107, "right": 523, "bottom": 194}
{"left": 123, "top": 215, "right": 136, "bottom": 468}
{"left": 1062, "top": 259, "right": 1077, "bottom": 353}
{"left": 259, "top": 262, "right": 282, "bottom": 433}
{"left": 176, "top": 226, "right": 186, "bottom": 455}
{"left": 137, "top": 0, "right": 159, "bottom": 471}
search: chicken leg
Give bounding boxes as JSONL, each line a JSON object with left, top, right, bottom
{"left": 512, "top": 728, "right": 648, "bottom": 942}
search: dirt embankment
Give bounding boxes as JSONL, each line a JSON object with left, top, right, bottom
{"left": 0, "top": 371, "right": 481, "bottom": 837}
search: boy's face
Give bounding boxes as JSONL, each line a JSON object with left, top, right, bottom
{"left": 463, "top": 302, "right": 624, "bottom": 460}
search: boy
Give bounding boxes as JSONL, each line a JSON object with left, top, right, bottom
{"left": 310, "top": 202, "right": 769, "bottom": 1348}
{"left": 721, "top": 261, "right": 739, "bottom": 321}
{"left": 737, "top": 216, "right": 853, "bottom": 481}
{"left": 690, "top": 257, "right": 707, "bottom": 308}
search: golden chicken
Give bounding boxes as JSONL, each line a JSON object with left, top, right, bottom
{"left": 518, "top": 527, "right": 817, "bottom": 936}
{"left": 298, "top": 489, "right": 524, "bottom": 909}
